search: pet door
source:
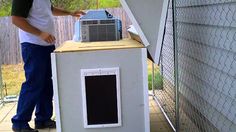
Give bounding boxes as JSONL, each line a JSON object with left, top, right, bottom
{"left": 81, "top": 67, "right": 121, "bottom": 128}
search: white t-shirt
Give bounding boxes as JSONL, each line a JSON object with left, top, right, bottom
{"left": 12, "top": 0, "right": 55, "bottom": 46}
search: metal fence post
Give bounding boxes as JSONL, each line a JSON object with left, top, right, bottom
{"left": 172, "top": 0, "right": 179, "bottom": 131}
{"left": 0, "top": 57, "right": 3, "bottom": 106}
{"left": 152, "top": 62, "right": 155, "bottom": 96}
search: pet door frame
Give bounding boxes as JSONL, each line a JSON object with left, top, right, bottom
{"left": 81, "top": 67, "right": 122, "bottom": 128}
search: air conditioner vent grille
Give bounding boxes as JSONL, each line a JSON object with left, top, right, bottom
{"left": 88, "top": 25, "right": 116, "bottom": 41}
{"left": 100, "top": 20, "right": 116, "bottom": 24}
{"left": 80, "top": 18, "right": 122, "bottom": 42}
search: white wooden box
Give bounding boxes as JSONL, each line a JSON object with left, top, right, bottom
{"left": 51, "top": 39, "right": 150, "bottom": 132}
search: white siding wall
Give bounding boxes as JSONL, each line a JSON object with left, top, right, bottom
{"left": 161, "top": 0, "right": 236, "bottom": 131}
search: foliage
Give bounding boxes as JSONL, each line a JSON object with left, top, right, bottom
{"left": 97, "top": 0, "right": 121, "bottom": 9}
{"left": 147, "top": 60, "right": 163, "bottom": 91}
{"left": 0, "top": 0, "right": 11, "bottom": 17}
{"left": 52, "top": 0, "right": 120, "bottom": 10}
{"left": 0, "top": 0, "right": 120, "bottom": 17}
{"left": 148, "top": 71, "right": 163, "bottom": 91}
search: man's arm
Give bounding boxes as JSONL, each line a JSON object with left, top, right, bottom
{"left": 12, "top": 16, "right": 41, "bottom": 36}
{"left": 52, "top": 7, "right": 85, "bottom": 17}
{"left": 11, "top": 0, "right": 55, "bottom": 43}
{"left": 12, "top": 16, "right": 56, "bottom": 43}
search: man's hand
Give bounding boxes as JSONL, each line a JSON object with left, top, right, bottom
{"left": 39, "top": 32, "right": 56, "bottom": 44}
{"left": 52, "top": 7, "right": 86, "bottom": 17}
{"left": 70, "top": 10, "right": 86, "bottom": 17}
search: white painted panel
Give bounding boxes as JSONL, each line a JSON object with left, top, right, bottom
{"left": 120, "top": 0, "right": 169, "bottom": 63}
{"left": 51, "top": 53, "right": 62, "bottom": 132}
{"left": 141, "top": 49, "right": 150, "bottom": 132}
{"left": 53, "top": 48, "right": 149, "bottom": 132}
{"left": 80, "top": 67, "right": 122, "bottom": 128}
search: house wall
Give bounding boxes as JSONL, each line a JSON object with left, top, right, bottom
{"left": 161, "top": 0, "right": 236, "bottom": 131}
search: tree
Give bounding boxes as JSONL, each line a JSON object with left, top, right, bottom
{"left": 51, "top": 0, "right": 94, "bottom": 11}
{"left": 99, "top": 0, "right": 120, "bottom": 9}
{"left": 51, "top": 0, "right": 120, "bottom": 10}
{"left": 0, "top": 0, "right": 120, "bottom": 17}
{"left": 0, "top": 0, "right": 11, "bottom": 16}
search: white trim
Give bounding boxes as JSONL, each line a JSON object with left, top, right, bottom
{"left": 80, "top": 67, "right": 122, "bottom": 129}
{"left": 120, "top": 0, "right": 150, "bottom": 47}
{"left": 154, "top": 0, "right": 169, "bottom": 63}
{"left": 120, "top": 0, "right": 169, "bottom": 63}
{"left": 141, "top": 48, "right": 150, "bottom": 132}
{"left": 51, "top": 53, "right": 62, "bottom": 132}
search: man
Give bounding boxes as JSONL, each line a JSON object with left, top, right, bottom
{"left": 11, "top": 0, "right": 85, "bottom": 132}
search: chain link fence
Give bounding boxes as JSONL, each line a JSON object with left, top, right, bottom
{"left": 154, "top": 0, "right": 176, "bottom": 130}
{"left": 154, "top": 0, "right": 236, "bottom": 131}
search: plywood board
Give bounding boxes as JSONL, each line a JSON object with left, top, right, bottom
{"left": 120, "top": 0, "right": 169, "bottom": 63}
{"left": 54, "top": 39, "right": 144, "bottom": 53}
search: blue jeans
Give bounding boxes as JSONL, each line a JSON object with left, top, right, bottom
{"left": 12, "top": 43, "right": 55, "bottom": 129}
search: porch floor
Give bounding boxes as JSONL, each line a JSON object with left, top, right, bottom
{"left": 0, "top": 97, "right": 173, "bottom": 132}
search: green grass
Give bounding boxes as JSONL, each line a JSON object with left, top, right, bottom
{"left": 148, "top": 72, "right": 163, "bottom": 90}
{"left": 147, "top": 60, "right": 163, "bottom": 90}
{"left": 1, "top": 64, "right": 24, "bottom": 96}
{"left": 0, "top": 60, "right": 162, "bottom": 96}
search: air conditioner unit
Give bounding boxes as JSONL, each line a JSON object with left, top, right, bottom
{"left": 79, "top": 10, "right": 122, "bottom": 42}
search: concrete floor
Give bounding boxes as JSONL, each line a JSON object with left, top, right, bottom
{"left": 0, "top": 97, "right": 173, "bottom": 132}
{"left": 149, "top": 97, "right": 173, "bottom": 132}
